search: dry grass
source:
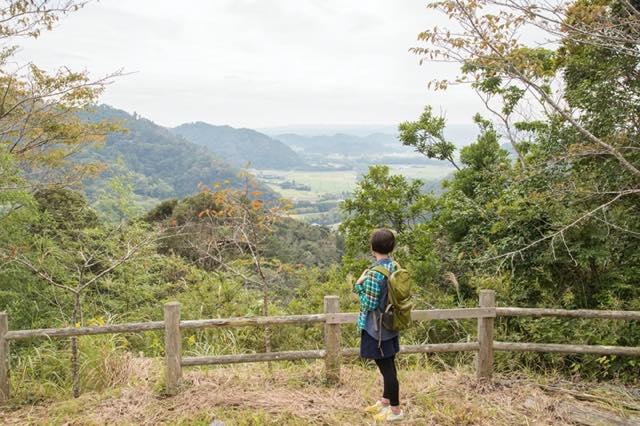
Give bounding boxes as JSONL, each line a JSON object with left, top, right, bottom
{"left": 2, "top": 356, "right": 640, "bottom": 425}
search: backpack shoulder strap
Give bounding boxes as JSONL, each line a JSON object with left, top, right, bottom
{"left": 370, "top": 265, "right": 390, "bottom": 279}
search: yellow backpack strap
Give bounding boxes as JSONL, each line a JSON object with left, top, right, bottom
{"left": 370, "top": 265, "right": 390, "bottom": 279}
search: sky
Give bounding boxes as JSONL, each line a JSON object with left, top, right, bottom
{"left": 14, "top": 0, "right": 483, "bottom": 130}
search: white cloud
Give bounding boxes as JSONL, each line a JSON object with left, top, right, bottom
{"left": 13, "top": 0, "right": 483, "bottom": 129}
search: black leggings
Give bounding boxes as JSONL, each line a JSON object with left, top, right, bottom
{"left": 374, "top": 356, "right": 399, "bottom": 406}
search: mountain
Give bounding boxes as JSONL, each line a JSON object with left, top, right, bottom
{"left": 276, "top": 125, "right": 478, "bottom": 157}
{"left": 258, "top": 124, "right": 399, "bottom": 136}
{"left": 276, "top": 133, "right": 400, "bottom": 156}
{"left": 79, "top": 105, "right": 274, "bottom": 207}
{"left": 274, "top": 132, "right": 443, "bottom": 167}
{"left": 171, "top": 122, "right": 305, "bottom": 170}
{"left": 272, "top": 125, "right": 480, "bottom": 170}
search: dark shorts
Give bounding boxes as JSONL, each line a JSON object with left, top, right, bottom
{"left": 360, "top": 329, "right": 400, "bottom": 359}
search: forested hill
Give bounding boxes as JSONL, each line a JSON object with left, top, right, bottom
{"left": 79, "top": 105, "right": 274, "bottom": 208}
{"left": 172, "top": 122, "right": 305, "bottom": 170}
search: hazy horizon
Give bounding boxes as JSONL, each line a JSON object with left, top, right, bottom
{"left": 15, "top": 0, "right": 484, "bottom": 129}
{"left": 94, "top": 103, "right": 481, "bottom": 143}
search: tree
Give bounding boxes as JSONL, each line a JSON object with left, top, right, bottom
{"left": 411, "top": 0, "right": 639, "bottom": 257}
{"left": 2, "top": 189, "right": 161, "bottom": 398}
{"left": 0, "top": 148, "right": 35, "bottom": 240}
{"left": 0, "top": 1, "right": 122, "bottom": 192}
{"left": 91, "top": 158, "right": 144, "bottom": 223}
{"left": 392, "top": 1, "right": 640, "bottom": 376}
{"left": 163, "top": 175, "right": 288, "bottom": 353}
{"left": 340, "top": 165, "right": 435, "bottom": 270}
{"left": 416, "top": 0, "right": 639, "bottom": 168}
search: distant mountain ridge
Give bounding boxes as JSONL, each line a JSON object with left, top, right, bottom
{"left": 276, "top": 132, "right": 402, "bottom": 156}
{"left": 276, "top": 124, "right": 478, "bottom": 159}
{"left": 172, "top": 122, "right": 305, "bottom": 170}
{"left": 79, "top": 105, "right": 275, "bottom": 206}
{"left": 76, "top": 105, "right": 475, "bottom": 213}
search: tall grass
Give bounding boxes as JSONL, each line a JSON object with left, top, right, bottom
{"left": 10, "top": 333, "right": 134, "bottom": 404}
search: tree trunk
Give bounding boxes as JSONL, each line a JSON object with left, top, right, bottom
{"left": 71, "top": 292, "right": 81, "bottom": 398}
{"left": 251, "top": 245, "right": 271, "bottom": 354}
{"left": 262, "top": 283, "right": 271, "bottom": 354}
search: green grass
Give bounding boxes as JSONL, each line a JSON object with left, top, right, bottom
{"left": 258, "top": 169, "right": 357, "bottom": 198}
{"left": 257, "top": 165, "right": 454, "bottom": 202}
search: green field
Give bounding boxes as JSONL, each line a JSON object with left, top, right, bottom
{"left": 257, "top": 170, "right": 354, "bottom": 202}
{"left": 256, "top": 165, "right": 454, "bottom": 202}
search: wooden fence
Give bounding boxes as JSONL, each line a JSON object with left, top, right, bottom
{"left": 2, "top": 289, "right": 640, "bottom": 400}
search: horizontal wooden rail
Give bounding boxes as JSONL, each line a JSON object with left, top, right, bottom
{"left": 182, "top": 350, "right": 326, "bottom": 366}
{"left": 414, "top": 308, "right": 495, "bottom": 321}
{"left": 396, "top": 342, "right": 481, "bottom": 354}
{"left": 327, "top": 308, "right": 495, "bottom": 324}
{"left": 3, "top": 316, "right": 327, "bottom": 341}
{"left": 495, "top": 307, "right": 640, "bottom": 320}
{"left": 4, "top": 321, "right": 165, "bottom": 341}
{"left": 4, "top": 308, "right": 496, "bottom": 341}
{"left": 180, "top": 314, "right": 327, "bottom": 329}
{"left": 494, "top": 342, "right": 640, "bottom": 356}
{"left": 182, "top": 343, "right": 481, "bottom": 367}
{"left": 341, "top": 342, "right": 480, "bottom": 357}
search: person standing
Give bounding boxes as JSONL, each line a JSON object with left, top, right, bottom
{"left": 353, "top": 228, "right": 404, "bottom": 422}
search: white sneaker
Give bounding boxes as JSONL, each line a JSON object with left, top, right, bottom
{"left": 387, "top": 410, "right": 405, "bottom": 422}
{"left": 374, "top": 407, "right": 404, "bottom": 422}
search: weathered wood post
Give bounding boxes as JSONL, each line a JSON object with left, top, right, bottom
{"left": 164, "top": 302, "right": 182, "bottom": 395}
{"left": 477, "top": 290, "right": 495, "bottom": 380}
{"left": 0, "top": 312, "right": 8, "bottom": 402}
{"left": 323, "top": 295, "right": 341, "bottom": 384}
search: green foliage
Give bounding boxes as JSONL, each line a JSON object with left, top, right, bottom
{"left": 398, "top": 106, "right": 458, "bottom": 168}
{"left": 340, "top": 165, "right": 435, "bottom": 269}
{"left": 145, "top": 191, "right": 340, "bottom": 269}
{"left": 2, "top": 188, "right": 164, "bottom": 337}
{"left": 429, "top": 109, "right": 639, "bottom": 377}
{"left": 0, "top": 150, "right": 37, "bottom": 249}
{"left": 263, "top": 218, "right": 341, "bottom": 268}
{"left": 79, "top": 105, "right": 276, "bottom": 207}
{"left": 399, "top": 0, "right": 640, "bottom": 379}
{"left": 91, "top": 158, "right": 145, "bottom": 223}
{"left": 34, "top": 188, "right": 99, "bottom": 232}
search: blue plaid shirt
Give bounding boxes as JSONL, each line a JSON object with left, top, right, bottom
{"left": 353, "top": 258, "right": 395, "bottom": 331}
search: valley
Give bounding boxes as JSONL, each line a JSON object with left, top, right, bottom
{"left": 80, "top": 104, "right": 462, "bottom": 226}
{"left": 254, "top": 164, "right": 454, "bottom": 226}
{"left": 256, "top": 164, "right": 454, "bottom": 201}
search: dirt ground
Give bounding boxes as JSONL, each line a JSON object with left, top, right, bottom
{"left": 2, "top": 358, "right": 640, "bottom": 425}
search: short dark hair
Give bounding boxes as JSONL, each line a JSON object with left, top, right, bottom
{"left": 370, "top": 228, "right": 396, "bottom": 254}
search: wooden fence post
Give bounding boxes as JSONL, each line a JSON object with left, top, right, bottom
{"left": 477, "top": 290, "right": 495, "bottom": 380}
{"left": 164, "top": 302, "right": 182, "bottom": 395}
{"left": 0, "top": 312, "right": 8, "bottom": 402}
{"left": 324, "top": 295, "right": 341, "bottom": 384}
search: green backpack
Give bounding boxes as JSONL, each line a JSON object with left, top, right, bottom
{"left": 371, "top": 261, "right": 413, "bottom": 332}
